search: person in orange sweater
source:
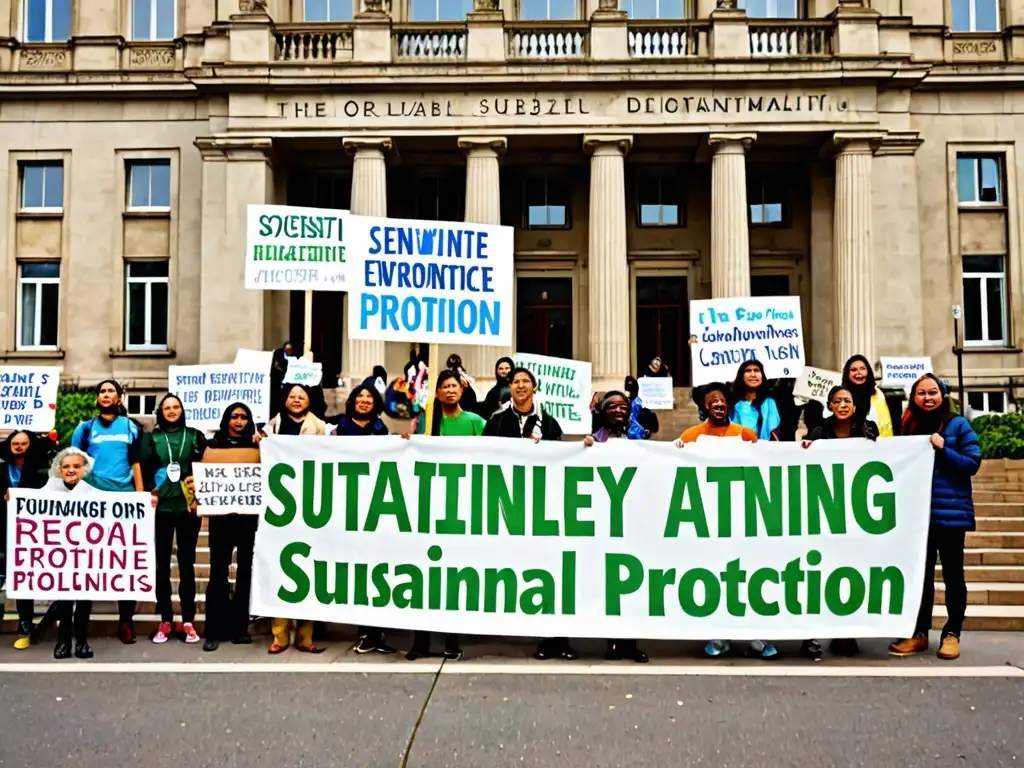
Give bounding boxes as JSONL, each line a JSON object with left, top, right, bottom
{"left": 677, "top": 383, "right": 758, "bottom": 444}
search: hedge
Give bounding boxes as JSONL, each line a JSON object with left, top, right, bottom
{"left": 971, "top": 412, "right": 1024, "bottom": 460}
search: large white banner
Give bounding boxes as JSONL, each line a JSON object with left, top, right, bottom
{"left": 246, "top": 205, "right": 350, "bottom": 291}
{"left": 513, "top": 352, "right": 592, "bottom": 435}
{"left": 253, "top": 435, "right": 934, "bottom": 640}
{"left": 0, "top": 366, "right": 60, "bottom": 431}
{"left": 690, "top": 296, "right": 805, "bottom": 386}
{"left": 346, "top": 215, "right": 514, "bottom": 346}
{"left": 168, "top": 364, "right": 270, "bottom": 432}
{"left": 5, "top": 489, "right": 155, "bottom": 600}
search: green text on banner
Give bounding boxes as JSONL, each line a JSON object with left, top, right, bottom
{"left": 513, "top": 352, "right": 592, "bottom": 435}
{"left": 252, "top": 435, "right": 933, "bottom": 640}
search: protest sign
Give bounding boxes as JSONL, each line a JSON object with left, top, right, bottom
{"left": 881, "top": 357, "right": 932, "bottom": 391}
{"left": 234, "top": 348, "right": 274, "bottom": 371}
{"left": 513, "top": 353, "right": 592, "bottom": 435}
{"left": 5, "top": 489, "right": 154, "bottom": 600}
{"left": 689, "top": 296, "right": 805, "bottom": 386}
{"left": 246, "top": 205, "right": 350, "bottom": 291}
{"left": 253, "top": 435, "right": 933, "bottom": 640}
{"left": 346, "top": 215, "right": 514, "bottom": 346}
{"left": 168, "top": 364, "right": 269, "bottom": 432}
{"left": 793, "top": 367, "right": 843, "bottom": 405}
{"left": 194, "top": 463, "right": 262, "bottom": 516}
{"left": 637, "top": 377, "right": 674, "bottom": 410}
{"left": 0, "top": 366, "right": 60, "bottom": 431}
{"left": 284, "top": 358, "right": 323, "bottom": 387}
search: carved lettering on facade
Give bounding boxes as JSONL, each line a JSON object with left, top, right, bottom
{"left": 129, "top": 47, "right": 176, "bottom": 68}
{"left": 20, "top": 48, "right": 68, "bottom": 69}
{"left": 952, "top": 39, "right": 998, "bottom": 55}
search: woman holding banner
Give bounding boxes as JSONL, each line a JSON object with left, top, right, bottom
{"left": 260, "top": 384, "right": 328, "bottom": 654}
{"left": 141, "top": 394, "right": 207, "bottom": 645}
{"left": 1, "top": 430, "right": 50, "bottom": 648}
{"left": 889, "top": 374, "right": 981, "bottom": 662}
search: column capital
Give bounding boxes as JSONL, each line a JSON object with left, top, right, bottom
{"left": 583, "top": 134, "right": 633, "bottom": 156}
{"left": 458, "top": 136, "right": 507, "bottom": 156}
{"left": 343, "top": 136, "right": 394, "bottom": 156}
{"left": 194, "top": 136, "right": 274, "bottom": 162}
{"left": 874, "top": 130, "right": 923, "bottom": 157}
{"left": 708, "top": 132, "right": 756, "bottom": 154}
{"left": 831, "top": 131, "right": 886, "bottom": 155}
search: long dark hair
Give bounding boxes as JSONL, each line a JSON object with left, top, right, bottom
{"left": 155, "top": 393, "right": 187, "bottom": 432}
{"left": 213, "top": 401, "right": 255, "bottom": 444}
{"left": 732, "top": 359, "right": 771, "bottom": 435}
{"left": 903, "top": 373, "right": 953, "bottom": 436}
{"left": 346, "top": 384, "right": 384, "bottom": 419}
{"left": 842, "top": 355, "right": 877, "bottom": 418}
{"left": 0, "top": 430, "right": 48, "bottom": 469}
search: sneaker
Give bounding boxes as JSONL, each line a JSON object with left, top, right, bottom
{"left": 152, "top": 622, "right": 172, "bottom": 644}
{"left": 888, "top": 635, "right": 928, "bottom": 657}
{"left": 704, "top": 639, "right": 731, "bottom": 658}
{"left": 937, "top": 635, "right": 960, "bottom": 660}
{"left": 375, "top": 640, "right": 398, "bottom": 655}
{"left": 353, "top": 636, "right": 376, "bottom": 654}
{"left": 182, "top": 623, "right": 201, "bottom": 644}
{"left": 746, "top": 640, "right": 778, "bottom": 660}
{"left": 800, "top": 639, "right": 823, "bottom": 661}
{"left": 53, "top": 642, "right": 72, "bottom": 660}
{"left": 74, "top": 641, "right": 93, "bottom": 660}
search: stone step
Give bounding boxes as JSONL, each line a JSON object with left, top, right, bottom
{"left": 964, "top": 548, "right": 1024, "bottom": 566}
{"left": 934, "top": 582, "right": 1024, "bottom": 606}
{"left": 938, "top": 564, "right": 1024, "bottom": 583}
{"left": 974, "top": 503, "right": 1024, "bottom": 518}
{"left": 972, "top": 491, "right": 1024, "bottom": 503}
{"left": 965, "top": 532, "right": 1024, "bottom": 549}
{"left": 974, "top": 517, "right": 1024, "bottom": 532}
{"left": 931, "top": 605, "right": 1024, "bottom": 631}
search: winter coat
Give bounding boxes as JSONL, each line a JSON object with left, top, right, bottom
{"left": 483, "top": 403, "right": 563, "bottom": 441}
{"left": 928, "top": 415, "right": 982, "bottom": 530}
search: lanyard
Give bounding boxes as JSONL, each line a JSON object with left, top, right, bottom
{"left": 161, "top": 431, "right": 185, "bottom": 464}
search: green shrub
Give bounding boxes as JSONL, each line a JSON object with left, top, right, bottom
{"left": 971, "top": 412, "right": 1024, "bottom": 460}
{"left": 55, "top": 386, "right": 98, "bottom": 449}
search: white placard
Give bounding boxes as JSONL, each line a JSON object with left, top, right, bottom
{"left": 793, "top": 366, "right": 843, "bottom": 405}
{"left": 637, "top": 377, "right": 674, "bottom": 410}
{"left": 234, "top": 348, "right": 274, "bottom": 371}
{"left": 0, "top": 366, "right": 60, "bottom": 431}
{"left": 512, "top": 353, "right": 592, "bottom": 435}
{"left": 284, "top": 358, "right": 323, "bottom": 387}
{"left": 194, "top": 464, "right": 262, "bottom": 516}
{"left": 168, "top": 364, "right": 270, "bottom": 432}
{"left": 689, "top": 296, "right": 805, "bottom": 386}
{"left": 246, "top": 204, "right": 351, "bottom": 291}
{"left": 880, "top": 357, "right": 932, "bottom": 391}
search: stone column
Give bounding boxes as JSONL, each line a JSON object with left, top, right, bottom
{"left": 195, "top": 136, "right": 275, "bottom": 363}
{"left": 833, "top": 132, "right": 881, "bottom": 366}
{"left": 709, "top": 133, "right": 755, "bottom": 298}
{"left": 584, "top": 134, "right": 632, "bottom": 388}
{"left": 343, "top": 137, "right": 392, "bottom": 381}
{"left": 458, "top": 137, "right": 509, "bottom": 383}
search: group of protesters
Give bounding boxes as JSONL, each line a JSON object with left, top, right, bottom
{"left": 0, "top": 349, "right": 981, "bottom": 663}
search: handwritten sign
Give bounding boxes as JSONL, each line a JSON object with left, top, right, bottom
{"left": 793, "top": 366, "right": 843, "bottom": 405}
{"left": 284, "top": 358, "right": 323, "bottom": 386}
{"left": 0, "top": 366, "right": 60, "bottom": 431}
{"left": 347, "top": 215, "right": 514, "bottom": 346}
{"left": 5, "top": 489, "right": 154, "bottom": 600}
{"left": 246, "top": 204, "right": 351, "bottom": 291}
{"left": 168, "top": 364, "right": 269, "bottom": 432}
{"left": 689, "top": 296, "right": 805, "bottom": 387}
{"left": 637, "top": 377, "right": 674, "bottom": 410}
{"left": 881, "top": 357, "right": 932, "bottom": 391}
{"left": 194, "top": 463, "right": 262, "bottom": 516}
{"left": 513, "top": 353, "right": 592, "bottom": 435}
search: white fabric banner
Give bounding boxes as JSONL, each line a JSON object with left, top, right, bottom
{"left": 252, "top": 435, "right": 934, "bottom": 640}
{"left": 5, "top": 489, "right": 155, "bottom": 600}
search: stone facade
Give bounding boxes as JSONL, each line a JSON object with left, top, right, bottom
{"left": 1, "top": 0, "right": 1023, "bottom": 419}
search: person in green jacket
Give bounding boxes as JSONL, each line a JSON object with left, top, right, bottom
{"left": 140, "top": 394, "right": 207, "bottom": 645}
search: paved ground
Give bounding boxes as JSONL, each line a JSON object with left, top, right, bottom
{"left": 0, "top": 632, "right": 1021, "bottom": 768}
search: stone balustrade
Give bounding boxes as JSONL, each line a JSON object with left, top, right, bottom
{"left": 627, "top": 22, "right": 705, "bottom": 58}
{"left": 275, "top": 25, "right": 354, "bottom": 61}
{"left": 747, "top": 21, "right": 833, "bottom": 57}
{"left": 393, "top": 24, "right": 467, "bottom": 60}
{"left": 506, "top": 23, "right": 589, "bottom": 60}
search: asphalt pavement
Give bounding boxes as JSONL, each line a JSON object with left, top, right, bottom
{"left": 0, "top": 632, "right": 1021, "bottom": 768}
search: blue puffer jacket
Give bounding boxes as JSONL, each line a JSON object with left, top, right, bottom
{"left": 930, "top": 415, "right": 982, "bottom": 530}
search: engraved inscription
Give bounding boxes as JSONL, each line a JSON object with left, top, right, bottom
{"left": 20, "top": 48, "right": 68, "bottom": 69}
{"left": 953, "top": 39, "right": 998, "bottom": 55}
{"left": 129, "top": 47, "right": 176, "bottom": 68}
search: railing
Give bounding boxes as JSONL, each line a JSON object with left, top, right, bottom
{"left": 628, "top": 22, "right": 705, "bottom": 58}
{"left": 393, "top": 24, "right": 467, "bottom": 60}
{"left": 748, "top": 21, "right": 832, "bottom": 57}
{"left": 274, "top": 24, "right": 354, "bottom": 61}
{"left": 506, "top": 22, "right": 589, "bottom": 60}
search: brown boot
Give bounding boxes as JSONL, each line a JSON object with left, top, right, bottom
{"left": 937, "top": 635, "right": 960, "bottom": 660}
{"left": 888, "top": 636, "right": 928, "bottom": 657}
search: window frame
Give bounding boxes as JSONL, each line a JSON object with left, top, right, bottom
{"left": 412, "top": 174, "right": 464, "bottom": 222}
{"left": 22, "top": 0, "right": 71, "bottom": 43}
{"left": 739, "top": 0, "right": 801, "bottom": 19}
{"left": 966, "top": 390, "right": 1009, "bottom": 416}
{"left": 124, "top": 261, "right": 170, "bottom": 351}
{"left": 517, "top": 0, "right": 580, "bottom": 21}
{"left": 130, "top": 0, "right": 176, "bottom": 40}
{"left": 407, "top": 0, "right": 473, "bottom": 22}
{"left": 619, "top": 0, "right": 686, "bottom": 19}
{"left": 961, "top": 254, "right": 1008, "bottom": 348}
{"left": 16, "top": 261, "right": 61, "bottom": 351}
{"left": 303, "top": 0, "right": 356, "bottom": 22}
{"left": 125, "top": 393, "right": 159, "bottom": 419}
{"left": 522, "top": 171, "right": 571, "bottom": 230}
{"left": 126, "top": 160, "right": 173, "bottom": 213}
{"left": 956, "top": 154, "right": 1004, "bottom": 207}
{"left": 747, "top": 170, "right": 788, "bottom": 227}
{"left": 635, "top": 170, "right": 684, "bottom": 228}
{"left": 950, "top": 0, "right": 1000, "bottom": 33}
{"left": 18, "top": 161, "right": 64, "bottom": 213}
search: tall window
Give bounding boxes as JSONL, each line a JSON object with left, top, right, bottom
{"left": 131, "top": 0, "right": 175, "bottom": 40}
{"left": 748, "top": 172, "right": 786, "bottom": 224}
{"left": 127, "top": 160, "right": 171, "bottom": 211}
{"left": 304, "top": 0, "right": 353, "bottom": 21}
{"left": 516, "top": 277, "right": 573, "bottom": 359}
{"left": 17, "top": 262, "right": 60, "bottom": 350}
{"left": 520, "top": 0, "right": 577, "bottom": 20}
{"left": 957, "top": 155, "right": 1002, "bottom": 205}
{"left": 414, "top": 176, "right": 464, "bottom": 222}
{"left": 951, "top": 0, "right": 999, "bottom": 32}
{"left": 620, "top": 0, "right": 684, "bottom": 18}
{"left": 19, "top": 162, "right": 64, "bottom": 212}
{"left": 524, "top": 174, "right": 570, "bottom": 227}
{"left": 23, "top": 0, "right": 71, "bottom": 42}
{"left": 739, "top": 0, "right": 798, "bottom": 18}
{"left": 125, "top": 261, "right": 170, "bottom": 350}
{"left": 408, "top": 0, "right": 472, "bottom": 21}
{"left": 962, "top": 255, "right": 1007, "bottom": 347}
{"left": 636, "top": 172, "right": 681, "bottom": 227}
{"left": 967, "top": 391, "right": 1008, "bottom": 415}
{"left": 634, "top": 275, "right": 689, "bottom": 385}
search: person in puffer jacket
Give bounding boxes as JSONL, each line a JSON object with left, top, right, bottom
{"left": 889, "top": 373, "right": 980, "bottom": 662}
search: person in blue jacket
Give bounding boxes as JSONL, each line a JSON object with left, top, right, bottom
{"left": 729, "top": 359, "right": 781, "bottom": 441}
{"left": 889, "top": 373, "right": 981, "bottom": 661}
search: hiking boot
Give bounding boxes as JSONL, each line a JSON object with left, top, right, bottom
{"left": 937, "top": 635, "right": 960, "bottom": 660}
{"left": 888, "top": 635, "right": 928, "bottom": 657}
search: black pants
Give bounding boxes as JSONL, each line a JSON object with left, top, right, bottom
{"left": 56, "top": 600, "right": 92, "bottom": 644}
{"left": 915, "top": 525, "right": 967, "bottom": 638}
{"left": 15, "top": 600, "right": 33, "bottom": 625}
{"left": 155, "top": 512, "right": 203, "bottom": 624}
{"left": 205, "top": 514, "right": 257, "bottom": 641}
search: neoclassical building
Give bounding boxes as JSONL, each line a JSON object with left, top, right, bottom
{"left": 1, "top": 0, "right": 1022, "bottom": 417}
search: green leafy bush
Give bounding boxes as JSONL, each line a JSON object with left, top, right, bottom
{"left": 55, "top": 386, "right": 98, "bottom": 449}
{"left": 971, "top": 412, "right": 1024, "bottom": 460}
